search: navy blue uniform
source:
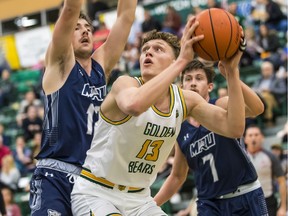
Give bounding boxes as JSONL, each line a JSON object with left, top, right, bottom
{"left": 177, "top": 98, "right": 268, "bottom": 216}
{"left": 29, "top": 60, "right": 106, "bottom": 215}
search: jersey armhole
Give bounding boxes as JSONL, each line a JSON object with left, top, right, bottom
{"left": 177, "top": 86, "right": 187, "bottom": 120}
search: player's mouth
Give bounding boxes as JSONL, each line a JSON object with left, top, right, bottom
{"left": 191, "top": 89, "right": 198, "bottom": 93}
{"left": 143, "top": 58, "right": 153, "bottom": 66}
{"left": 81, "top": 37, "right": 89, "bottom": 44}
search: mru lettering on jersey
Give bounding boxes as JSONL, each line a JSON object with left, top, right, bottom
{"left": 190, "top": 132, "right": 216, "bottom": 157}
{"left": 81, "top": 83, "right": 106, "bottom": 101}
{"left": 143, "top": 122, "right": 176, "bottom": 137}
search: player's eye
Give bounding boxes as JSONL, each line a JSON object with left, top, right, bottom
{"left": 142, "top": 47, "right": 149, "bottom": 53}
{"left": 155, "top": 47, "right": 162, "bottom": 52}
{"left": 185, "top": 77, "right": 191, "bottom": 81}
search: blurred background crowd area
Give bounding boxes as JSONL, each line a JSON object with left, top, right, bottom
{"left": 0, "top": 0, "right": 287, "bottom": 215}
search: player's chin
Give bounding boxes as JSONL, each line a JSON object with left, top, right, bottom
{"left": 141, "top": 69, "right": 156, "bottom": 79}
{"left": 79, "top": 47, "right": 93, "bottom": 56}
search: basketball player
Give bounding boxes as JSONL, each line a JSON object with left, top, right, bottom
{"left": 29, "top": 0, "right": 137, "bottom": 215}
{"left": 71, "top": 16, "right": 246, "bottom": 215}
{"left": 154, "top": 59, "right": 269, "bottom": 215}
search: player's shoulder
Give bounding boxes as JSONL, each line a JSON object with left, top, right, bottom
{"left": 181, "top": 89, "right": 199, "bottom": 101}
{"left": 110, "top": 75, "right": 140, "bottom": 92}
{"left": 181, "top": 89, "right": 206, "bottom": 112}
{"left": 114, "top": 75, "right": 139, "bottom": 84}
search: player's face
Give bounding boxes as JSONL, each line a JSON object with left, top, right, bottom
{"left": 182, "top": 69, "right": 213, "bottom": 100}
{"left": 72, "top": 18, "right": 93, "bottom": 57}
{"left": 244, "top": 127, "right": 264, "bottom": 153}
{"left": 140, "top": 39, "right": 175, "bottom": 81}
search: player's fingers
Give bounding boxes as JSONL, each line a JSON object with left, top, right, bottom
{"left": 239, "top": 37, "right": 246, "bottom": 52}
{"left": 190, "top": 19, "right": 200, "bottom": 37}
{"left": 238, "top": 25, "right": 246, "bottom": 52}
{"left": 186, "top": 21, "right": 204, "bottom": 44}
{"left": 239, "top": 25, "right": 244, "bottom": 37}
{"left": 182, "top": 22, "right": 203, "bottom": 49}
{"left": 186, "top": 15, "right": 196, "bottom": 29}
{"left": 182, "top": 16, "right": 195, "bottom": 38}
{"left": 183, "top": 18, "right": 198, "bottom": 41}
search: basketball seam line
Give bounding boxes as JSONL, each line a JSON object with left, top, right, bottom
{"left": 209, "top": 9, "right": 220, "bottom": 60}
{"left": 224, "top": 10, "right": 233, "bottom": 59}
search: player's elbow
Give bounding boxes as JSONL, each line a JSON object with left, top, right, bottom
{"left": 253, "top": 102, "right": 265, "bottom": 117}
{"left": 249, "top": 95, "right": 265, "bottom": 117}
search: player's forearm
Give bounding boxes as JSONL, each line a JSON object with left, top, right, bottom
{"left": 64, "top": 0, "right": 83, "bottom": 13}
{"left": 154, "top": 176, "right": 185, "bottom": 206}
{"left": 125, "top": 59, "right": 188, "bottom": 115}
{"left": 117, "top": 0, "right": 137, "bottom": 24}
{"left": 52, "top": 0, "right": 82, "bottom": 48}
{"left": 241, "top": 81, "right": 264, "bottom": 117}
{"left": 278, "top": 177, "right": 287, "bottom": 210}
{"left": 226, "top": 68, "right": 245, "bottom": 137}
{"left": 96, "top": 0, "right": 137, "bottom": 76}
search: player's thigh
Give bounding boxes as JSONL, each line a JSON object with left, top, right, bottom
{"left": 29, "top": 168, "right": 73, "bottom": 216}
{"left": 218, "top": 188, "right": 268, "bottom": 216}
{"left": 240, "top": 188, "right": 268, "bottom": 216}
{"left": 130, "top": 199, "right": 167, "bottom": 216}
{"left": 72, "top": 193, "right": 121, "bottom": 216}
{"left": 197, "top": 199, "right": 221, "bottom": 216}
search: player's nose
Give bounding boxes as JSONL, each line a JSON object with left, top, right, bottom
{"left": 82, "top": 29, "right": 88, "bottom": 36}
{"left": 145, "top": 49, "right": 153, "bottom": 57}
{"left": 190, "top": 80, "right": 197, "bottom": 86}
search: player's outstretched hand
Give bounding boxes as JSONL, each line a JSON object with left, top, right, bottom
{"left": 179, "top": 16, "right": 204, "bottom": 64}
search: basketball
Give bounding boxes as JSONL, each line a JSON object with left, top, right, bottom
{"left": 193, "top": 8, "right": 241, "bottom": 61}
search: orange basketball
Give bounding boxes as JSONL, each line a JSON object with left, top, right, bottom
{"left": 193, "top": 8, "right": 241, "bottom": 61}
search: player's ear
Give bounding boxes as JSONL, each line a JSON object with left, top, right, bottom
{"left": 208, "top": 83, "right": 214, "bottom": 92}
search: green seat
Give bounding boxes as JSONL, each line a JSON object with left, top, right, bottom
{"left": 10, "top": 70, "right": 42, "bottom": 94}
{"left": 244, "top": 74, "right": 261, "bottom": 86}
{"left": 10, "top": 70, "right": 41, "bottom": 83}
{"left": 240, "top": 66, "right": 261, "bottom": 85}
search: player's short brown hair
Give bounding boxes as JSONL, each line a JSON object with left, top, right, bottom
{"left": 79, "top": 11, "right": 94, "bottom": 31}
{"left": 141, "top": 30, "right": 180, "bottom": 58}
{"left": 181, "top": 59, "right": 216, "bottom": 83}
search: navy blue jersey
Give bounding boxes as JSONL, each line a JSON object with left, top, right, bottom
{"left": 177, "top": 98, "right": 258, "bottom": 199}
{"left": 36, "top": 60, "right": 106, "bottom": 166}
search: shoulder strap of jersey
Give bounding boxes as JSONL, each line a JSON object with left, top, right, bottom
{"left": 172, "top": 84, "right": 187, "bottom": 120}
{"left": 134, "top": 77, "right": 144, "bottom": 86}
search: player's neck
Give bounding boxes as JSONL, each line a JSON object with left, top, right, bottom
{"left": 154, "top": 90, "right": 172, "bottom": 113}
{"left": 204, "top": 95, "right": 210, "bottom": 102}
{"left": 76, "top": 58, "right": 92, "bottom": 76}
